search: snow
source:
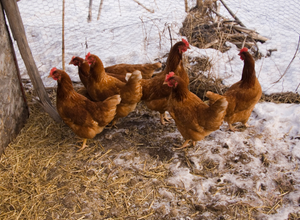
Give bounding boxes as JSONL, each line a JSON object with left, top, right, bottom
{"left": 11, "top": 0, "right": 300, "bottom": 218}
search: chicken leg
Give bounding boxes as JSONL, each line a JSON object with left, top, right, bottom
{"left": 77, "top": 139, "right": 88, "bottom": 152}
{"left": 160, "top": 112, "right": 172, "bottom": 125}
{"left": 173, "top": 140, "right": 197, "bottom": 150}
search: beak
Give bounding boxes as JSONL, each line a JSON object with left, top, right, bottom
{"left": 163, "top": 81, "right": 168, "bottom": 85}
{"left": 48, "top": 74, "right": 52, "bottom": 78}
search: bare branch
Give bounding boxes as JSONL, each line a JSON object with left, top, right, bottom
{"left": 273, "top": 35, "right": 300, "bottom": 84}
{"left": 132, "top": 0, "right": 154, "bottom": 13}
{"left": 219, "top": 0, "right": 245, "bottom": 27}
{"left": 97, "top": 0, "right": 104, "bottom": 20}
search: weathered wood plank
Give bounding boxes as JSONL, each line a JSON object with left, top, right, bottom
{"left": 1, "top": 0, "right": 61, "bottom": 122}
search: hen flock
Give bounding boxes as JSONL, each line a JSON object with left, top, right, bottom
{"left": 48, "top": 39, "right": 262, "bottom": 152}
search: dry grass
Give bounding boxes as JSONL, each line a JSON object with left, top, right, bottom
{"left": 180, "top": 0, "right": 262, "bottom": 59}
{"left": 0, "top": 91, "right": 298, "bottom": 219}
{"left": 261, "top": 92, "right": 300, "bottom": 104}
{"left": 179, "top": 1, "right": 300, "bottom": 104}
{"left": 0, "top": 93, "right": 175, "bottom": 219}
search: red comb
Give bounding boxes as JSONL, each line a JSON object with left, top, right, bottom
{"left": 182, "top": 38, "right": 189, "bottom": 47}
{"left": 50, "top": 67, "right": 57, "bottom": 75}
{"left": 165, "top": 72, "right": 175, "bottom": 81}
{"left": 240, "top": 47, "right": 248, "bottom": 53}
{"left": 85, "top": 52, "right": 91, "bottom": 60}
{"left": 71, "top": 56, "right": 75, "bottom": 60}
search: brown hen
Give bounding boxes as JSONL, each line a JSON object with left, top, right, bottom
{"left": 164, "top": 72, "right": 228, "bottom": 149}
{"left": 85, "top": 53, "right": 142, "bottom": 126}
{"left": 105, "top": 62, "right": 162, "bottom": 79}
{"left": 48, "top": 68, "right": 121, "bottom": 151}
{"left": 141, "top": 39, "right": 190, "bottom": 124}
{"left": 206, "top": 47, "right": 262, "bottom": 131}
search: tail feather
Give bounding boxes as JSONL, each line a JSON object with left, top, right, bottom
{"left": 152, "top": 62, "right": 162, "bottom": 70}
{"left": 125, "top": 70, "right": 142, "bottom": 82}
{"left": 209, "top": 97, "right": 228, "bottom": 114}
{"left": 206, "top": 91, "right": 224, "bottom": 105}
{"left": 103, "top": 94, "right": 121, "bottom": 108}
{"left": 205, "top": 96, "right": 228, "bottom": 130}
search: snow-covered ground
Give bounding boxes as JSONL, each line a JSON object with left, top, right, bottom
{"left": 9, "top": 0, "right": 300, "bottom": 218}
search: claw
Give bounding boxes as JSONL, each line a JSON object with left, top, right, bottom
{"left": 160, "top": 112, "right": 172, "bottom": 125}
{"left": 77, "top": 139, "right": 88, "bottom": 152}
{"left": 173, "top": 140, "right": 192, "bottom": 150}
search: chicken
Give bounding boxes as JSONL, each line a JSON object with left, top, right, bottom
{"left": 70, "top": 56, "right": 161, "bottom": 84}
{"left": 111, "top": 70, "right": 143, "bottom": 126}
{"left": 69, "top": 56, "right": 126, "bottom": 85}
{"left": 140, "top": 39, "right": 190, "bottom": 124}
{"left": 205, "top": 47, "right": 262, "bottom": 131}
{"left": 105, "top": 62, "right": 162, "bottom": 79}
{"left": 69, "top": 56, "right": 90, "bottom": 88}
{"left": 48, "top": 67, "right": 121, "bottom": 151}
{"left": 85, "top": 52, "right": 143, "bottom": 126}
{"left": 163, "top": 72, "right": 228, "bottom": 149}
{"left": 84, "top": 52, "right": 125, "bottom": 101}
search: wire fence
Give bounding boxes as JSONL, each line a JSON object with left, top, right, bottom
{"left": 15, "top": 0, "right": 188, "bottom": 87}
{"left": 12, "top": 0, "right": 300, "bottom": 93}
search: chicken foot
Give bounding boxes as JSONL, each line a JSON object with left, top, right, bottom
{"left": 228, "top": 122, "right": 252, "bottom": 131}
{"left": 76, "top": 138, "right": 88, "bottom": 152}
{"left": 160, "top": 112, "right": 172, "bottom": 125}
{"left": 173, "top": 140, "right": 196, "bottom": 150}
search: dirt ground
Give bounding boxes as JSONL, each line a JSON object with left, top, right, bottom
{"left": 0, "top": 87, "right": 299, "bottom": 219}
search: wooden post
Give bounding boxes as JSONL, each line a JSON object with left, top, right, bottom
{"left": 1, "top": 0, "right": 61, "bottom": 122}
{"left": 62, "top": 0, "right": 65, "bottom": 70}
{"left": 97, "top": 0, "right": 104, "bottom": 20}
{"left": 88, "top": 0, "right": 92, "bottom": 22}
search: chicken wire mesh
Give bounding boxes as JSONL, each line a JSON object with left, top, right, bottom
{"left": 219, "top": 0, "right": 300, "bottom": 93}
{"left": 14, "top": 0, "right": 187, "bottom": 87}
{"left": 12, "top": 0, "right": 300, "bottom": 92}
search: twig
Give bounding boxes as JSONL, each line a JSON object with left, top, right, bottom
{"left": 168, "top": 25, "right": 172, "bottom": 47}
{"left": 223, "top": 24, "right": 269, "bottom": 42}
{"left": 184, "top": 0, "right": 188, "bottom": 12}
{"left": 203, "top": 39, "right": 219, "bottom": 49}
{"left": 132, "top": 0, "right": 154, "bottom": 13}
{"left": 295, "top": 83, "right": 300, "bottom": 92}
{"left": 137, "top": 212, "right": 154, "bottom": 220}
{"left": 97, "top": 0, "right": 104, "bottom": 20}
{"left": 267, "top": 199, "right": 281, "bottom": 214}
{"left": 233, "top": 25, "right": 269, "bottom": 42}
{"left": 211, "top": 8, "right": 226, "bottom": 20}
{"left": 273, "top": 35, "right": 300, "bottom": 84}
{"left": 219, "top": 0, "right": 245, "bottom": 27}
{"left": 213, "top": 3, "right": 221, "bottom": 22}
{"left": 88, "top": 0, "right": 93, "bottom": 22}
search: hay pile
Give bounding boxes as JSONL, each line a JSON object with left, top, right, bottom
{"left": 180, "top": 1, "right": 299, "bottom": 104}
{"left": 180, "top": 0, "right": 265, "bottom": 58}
{"left": 0, "top": 93, "right": 177, "bottom": 219}
{"left": 261, "top": 92, "right": 300, "bottom": 104}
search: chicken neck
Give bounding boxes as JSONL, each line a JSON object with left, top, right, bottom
{"left": 240, "top": 53, "right": 256, "bottom": 88}
{"left": 57, "top": 71, "right": 76, "bottom": 99}
{"left": 89, "top": 56, "right": 106, "bottom": 82}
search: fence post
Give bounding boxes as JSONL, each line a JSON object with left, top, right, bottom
{"left": 62, "top": 0, "right": 65, "bottom": 71}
